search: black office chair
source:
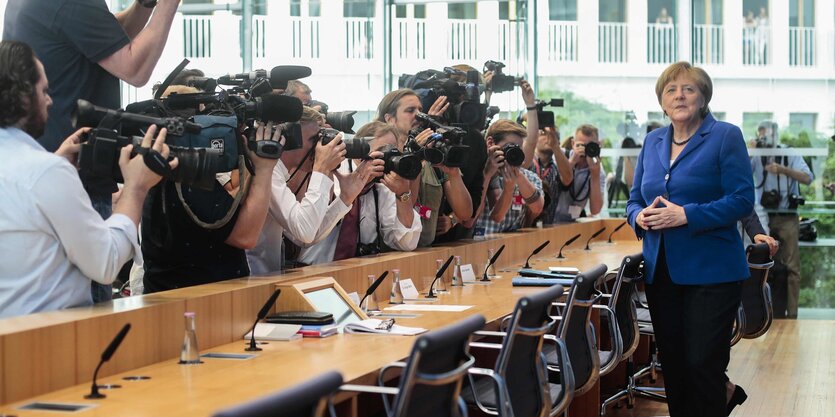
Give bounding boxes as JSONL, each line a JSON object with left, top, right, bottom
{"left": 212, "top": 371, "right": 343, "bottom": 417}
{"left": 341, "top": 314, "right": 486, "bottom": 417}
{"left": 731, "top": 243, "right": 775, "bottom": 346}
{"left": 543, "top": 264, "right": 608, "bottom": 400}
{"left": 596, "top": 253, "right": 647, "bottom": 416}
{"left": 462, "top": 284, "right": 574, "bottom": 417}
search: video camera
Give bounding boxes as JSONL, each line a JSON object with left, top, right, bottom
{"left": 531, "top": 98, "right": 564, "bottom": 129}
{"left": 399, "top": 66, "right": 491, "bottom": 130}
{"left": 483, "top": 60, "right": 522, "bottom": 93}
{"left": 405, "top": 112, "right": 469, "bottom": 168}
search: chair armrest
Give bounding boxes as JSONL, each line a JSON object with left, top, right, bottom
{"left": 545, "top": 337, "right": 575, "bottom": 416}
{"left": 470, "top": 341, "right": 504, "bottom": 350}
{"left": 340, "top": 384, "right": 399, "bottom": 396}
{"left": 474, "top": 330, "right": 508, "bottom": 338}
{"left": 592, "top": 304, "right": 623, "bottom": 376}
{"left": 467, "top": 367, "right": 512, "bottom": 416}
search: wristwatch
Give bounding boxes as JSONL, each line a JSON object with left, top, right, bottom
{"left": 137, "top": 0, "right": 157, "bottom": 8}
{"left": 396, "top": 191, "right": 412, "bottom": 202}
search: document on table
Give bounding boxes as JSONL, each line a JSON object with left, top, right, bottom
{"left": 383, "top": 304, "right": 473, "bottom": 312}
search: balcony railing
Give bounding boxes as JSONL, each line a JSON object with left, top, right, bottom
{"left": 647, "top": 23, "right": 677, "bottom": 64}
{"left": 497, "top": 21, "right": 522, "bottom": 63}
{"left": 693, "top": 24, "right": 723, "bottom": 65}
{"left": 789, "top": 27, "right": 816, "bottom": 67}
{"left": 448, "top": 19, "right": 478, "bottom": 61}
{"left": 599, "top": 22, "right": 627, "bottom": 63}
{"left": 393, "top": 19, "right": 426, "bottom": 60}
{"left": 742, "top": 25, "right": 770, "bottom": 65}
{"left": 546, "top": 21, "right": 578, "bottom": 62}
{"left": 183, "top": 16, "right": 213, "bottom": 58}
{"left": 345, "top": 18, "right": 374, "bottom": 60}
{"left": 287, "top": 16, "right": 321, "bottom": 59}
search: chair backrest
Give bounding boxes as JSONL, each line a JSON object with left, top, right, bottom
{"left": 609, "top": 253, "right": 644, "bottom": 361}
{"left": 392, "top": 314, "right": 485, "bottom": 417}
{"left": 497, "top": 284, "right": 565, "bottom": 417}
{"left": 556, "top": 263, "right": 607, "bottom": 396}
{"left": 212, "top": 371, "right": 343, "bottom": 417}
{"left": 741, "top": 243, "right": 774, "bottom": 339}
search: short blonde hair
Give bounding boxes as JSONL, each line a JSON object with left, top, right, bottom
{"left": 161, "top": 85, "right": 200, "bottom": 98}
{"left": 655, "top": 61, "right": 713, "bottom": 118}
{"left": 486, "top": 119, "right": 526, "bottom": 144}
{"left": 300, "top": 106, "right": 324, "bottom": 124}
{"left": 355, "top": 121, "right": 398, "bottom": 140}
{"left": 575, "top": 124, "right": 599, "bottom": 142}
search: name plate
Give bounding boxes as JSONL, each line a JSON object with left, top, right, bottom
{"left": 460, "top": 264, "right": 476, "bottom": 282}
{"left": 399, "top": 279, "right": 420, "bottom": 300}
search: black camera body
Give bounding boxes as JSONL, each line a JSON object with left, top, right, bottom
{"left": 788, "top": 193, "right": 805, "bottom": 209}
{"left": 760, "top": 189, "right": 781, "bottom": 209}
{"left": 755, "top": 136, "right": 771, "bottom": 148}
{"left": 483, "top": 60, "right": 521, "bottom": 93}
{"left": 376, "top": 146, "right": 422, "bottom": 180}
{"left": 319, "top": 128, "right": 370, "bottom": 160}
{"left": 410, "top": 113, "right": 469, "bottom": 168}
{"left": 584, "top": 141, "right": 601, "bottom": 158}
{"left": 399, "top": 68, "right": 490, "bottom": 130}
{"left": 502, "top": 143, "right": 525, "bottom": 167}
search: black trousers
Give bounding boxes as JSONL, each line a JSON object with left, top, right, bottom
{"left": 645, "top": 245, "right": 742, "bottom": 417}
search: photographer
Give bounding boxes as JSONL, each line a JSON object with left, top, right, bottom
{"left": 141, "top": 113, "right": 279, "bottom": 293}
{"left": 530, "top": 125, "right": 573, "bottom": 224}
{"left": 297, "top": 122, "right": 422, "bottom": 264}
{"left": 0, "top": 41, "right": 173, "bottom": 317}
{"left": 551, "top": 124, "right": 606, "bottom": 222}
{"left": 247, "top": 107, "right": 384, "bottom": 274}
{"left": 750, "top": 121, "right": 813, "bottom": 319}
{"left": 4, "top": 0, "right": 180, "bottom": 302}
{"left": 376, "top": 89, "right": 473, "bottom": 246}
{"left": 475, "top": 120, "right": 544, "bottom": 233}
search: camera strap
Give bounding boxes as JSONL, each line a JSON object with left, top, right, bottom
{"left": 567, "top": 166, "right": 592, "bottom": 202}
{"left": 171, "top": 154, "right": 251, "bottom": 230}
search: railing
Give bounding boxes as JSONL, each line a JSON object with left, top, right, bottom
{"left": 394, "top": 19, "right": 426, "bottom": 60}
{"left": 252, "top": 15, "right": 266, "bottom": 59}
{"left": 546, "top": 21, "right": 578, "bottom": 62}
{"left": 448, "top": 19, "right": 478, "bottom": 61}
{"left": 345, "top": 18, "right": 374, "bottom": 60}
{"left": 497, "top": 21, "right": 517, "bottom": 62}
{"left": 598, "top": 22, "right": 627, "bottom": 63}
{"left": 742, "top": 25, "right": 769, "bottom": 65}
{"left": 693, "top": 24, "right": 723, "bottom": 65}
{"left": 647, "top": 23, "right": 677, "bottom": 64}
{"left": 182, "top": 16, "right": 213, "bottom": 58}
{"left": 289, "top": 16, "right": 321, "bottom": 59}
{"left": 789, "top": 26, "right": 816, "bottom": 67}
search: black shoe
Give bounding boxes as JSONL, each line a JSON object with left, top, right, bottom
{"left": 727, "top": 385, "right": 748, "bottom": 416}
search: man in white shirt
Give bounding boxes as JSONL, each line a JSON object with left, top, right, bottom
{"left": 247, "top": 108, "right": 385, "bottom": 274}
{"left": 0, "top": 41, "right": 172, "bottom": 318}
{"left": 298, "top": 123, "right": 422, "bottom": 264}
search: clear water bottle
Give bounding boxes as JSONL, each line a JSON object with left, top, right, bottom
{"left": 435, "top": 258, "right": 449, "bottom": 293}
{"left": 452, "top": 255, "right": 463, "bottom": 287}
{"left": 179, "top": 312, "right": 202, "bottom": 364}
{"left": 390, "top": 269, "right": 404, "bottom": 304}
{"left": 363, "top": 275, "right": 380, "bottom": 312}
{"left": 487, "top": 248, "right": 497, "bottom": 278}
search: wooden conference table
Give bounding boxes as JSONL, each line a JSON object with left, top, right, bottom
{"left": 0, "top": 219, "right": 639, "bottom": 416}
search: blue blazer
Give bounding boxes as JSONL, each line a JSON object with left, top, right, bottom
{"left": 626, "top": 114, "right": 754, "bottom": 285}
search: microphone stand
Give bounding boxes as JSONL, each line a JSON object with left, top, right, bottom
{"left": 585, "top": 227, "right": 607, "bottom": 250}
{"left": 480, "top": 245, "right": 505, "bottom": 282}
{"left": 523, "top": 241, "right": 550, "bottom": 269}
{"left": 556, "top": 233, "right": 581, "bottom": 259}
{"left": 427, "top": 256, "right": 454, "bottom": 298}
{"left": 245, "top": 289, "right": 282, "bottom": 352}
{"left": 607, "top": 222, "right": 627, "bottom": 243}
{"left": 359, "top": 271, "right": 388, "bottom": 312}
{"left": 85, "top": 324, "right": 131, "bottom": 400}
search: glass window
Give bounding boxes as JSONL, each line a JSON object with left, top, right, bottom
{"left": 309, "top": 0, "right": 321, "bottom": 17}
{"left": 693, "top": 0, "right": 723, "bottom": 25}
{"left": 789, "top": 0, "right": 814, "bottom": 27}
{"left": 788, "top": 113, "right": 817, "bottom": 135}
{"left": 414, "top": 5, "right": 426, "bottom": 18}
{"left": 290, "top": 0, "right": 301, "bottom": 17}
{"left": 344, "top": 0, "right": 375, "bottom": 18}
{"left": 648, "top": 0, "right": 676, "bottom": 24}
{"left": 742, "top": 112, "right": 773, "bottom": 138}
{"left": 499, "top": 1, "right": 523, "bottom": 21}
{"left": 599, "top": 0, "right": 626, "bottom": 22}
{"left": 448, "top": 3, "right": 477, "bottom": 19}
{"left": 549, "top": 0, "right": 577, "bottom": 21}
{"left": 395, "top": 5, "right": 407, "bottom": 18}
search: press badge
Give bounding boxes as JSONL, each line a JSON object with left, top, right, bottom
{"left": 568, "top": 205, "right": 582, "bottom": 219}
{"left": 512, "top": 194, "right": 524, "bottom": 211}
{"left": 415, "top": 204, "right": 432, "bottom": 220}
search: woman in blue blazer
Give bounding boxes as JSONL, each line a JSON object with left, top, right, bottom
{"left": 627, "top": 62, "right": 754, "bottom": 417}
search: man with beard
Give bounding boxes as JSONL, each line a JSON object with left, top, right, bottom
{"left": 0, "top": 41, "right": 172, "bottom": 318}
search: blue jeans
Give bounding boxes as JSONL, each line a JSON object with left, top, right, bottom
{"left": 90, "top": 194, "right": 114, "bottom": 303}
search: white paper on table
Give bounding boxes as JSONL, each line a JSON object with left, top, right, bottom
{"left": 384, "top": 304, "right": 473, "bottom": 312}
{"left": 399, "top": 279, "right": 420, "bottom": 299}
{"left": 460, "top": 264, "right": 476, "bottom": 282}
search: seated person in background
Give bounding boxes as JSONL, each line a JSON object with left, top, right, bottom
{"left": 0, "top": 41, "right": 172, "bottom": 317}
{"left": 285, "top": 79, "right": 312, "bottom": 106}
{"left": 141, "top": 101, "right": 282, "bottom": 292}
{"left": 376, "top": 89, "right": 472, "bottom": 247}
{"left": 247, "top": 107, "right": 384, "bottom": 274}
{"left": 475, "top": 120, "right": 544, "bottom": 234}
{"left": 550, "top": 124, "right": 606, "bottom": 223}
{"left": 297, "top": 122, "right": 422, "bottom": 264}
{"left": 529, "top": 125, "right": 573, "bottom": 224}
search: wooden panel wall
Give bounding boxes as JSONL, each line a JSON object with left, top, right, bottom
{"left": 0, "top": 219, "right": 635, "bottom": 404}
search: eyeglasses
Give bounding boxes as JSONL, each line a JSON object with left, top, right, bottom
{"left": 376, "top": 318, "right": 396, "bottom": 331}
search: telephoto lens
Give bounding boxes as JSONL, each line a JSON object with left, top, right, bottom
{"left": 378, "top": 145, "right": 422, "bottom": 180}
{"left": 502, "top": 143, "right": 525, "bottom": 166}
{"left": 584, "top": 141, "right": 601, "bottom": 158}
{"left": 320, "top": 128, "right": 370, "bottom": 160}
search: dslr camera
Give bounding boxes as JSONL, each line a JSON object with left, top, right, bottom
{"left": 375, "top": 144, "right": 423, "bottom": 181}
{"left": 399, "top": 67, "right": 489, "bottom": 130}
{"left": 406, "top": 113, "right": 469, "bottom": 167}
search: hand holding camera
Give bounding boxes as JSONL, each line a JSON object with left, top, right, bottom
{"left": 121, "top": 125, "right": 179, "bottom": 194}
{"left": 247, "top": 122, "right": 280, "bottom": 174}
{"left": 381, "top": 171, "right": 411, "bottom": 196}
{"left": 312, "top": 131, "right": 346, "bottom": 174}
{"left": 483, "top": 141, "right": 506, "bottom": 179}
{"left": 427, "top": 95, "right": 450, "bottom": 118}
{"left": 55, "top": 127, "right": 92, "bottom": 166}
{"left": 335, "top": 151, "right": 385, "bottom": 205}
{"left": 520, "top": 79, "right": 535, "bottom": 108}
{"left": 764, "top": 162, "right": 784, "bottom": 175}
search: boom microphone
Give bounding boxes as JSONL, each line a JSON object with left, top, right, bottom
{"left": 427, "top": 255, "right": 455, "bottom": 298}
{"left": 85, "top": 324, "right": 131, "bottom": 399}
{"left": 524, "top": 240, "right": 550, "bottom": 269}
{"left": 270, "top": 65, "right": 313, "bottom": 90}
{"left": 359, "top": 271, "right": 389, "bottom": 310}
{"left": 481, "top": 244, "right": 505, "bottom": 282}
{"left": 217, "top": 69, "right": 268, "bottom": 85}
{"left": 74, "top": 99, "right": 201, "bottom": 136}
{"left": 245, "top": 289, "right": 282, "bottom": 352}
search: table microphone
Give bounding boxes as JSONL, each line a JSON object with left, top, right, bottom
{"left": 585, "top": 227, "right": 607, "bottom": 250}
{"left": 524, "top": 240, "right": 550, "bottom": 269}
{"left": 359, "top": 271, "right": 388, "bottom": 309}
{"left": 607, "top": 221, "right": 627, "bottom": 243}
{"left": 85, "top": 323, "right": 131, "bottom": 399}
{"left": 427, "top": 255, "right": 454, "bottom": 298}
{"left": 245, "top": 288, "right": 282, "bottom": 352}
{"left": 481, "top": 244, "right": 505, "bottom": 282}
{"left": 556, "top": 233, "right": 582, "bottom": 259}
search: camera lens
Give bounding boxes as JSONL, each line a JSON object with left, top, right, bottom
{"left": 343, "top": 137, "right": 371, "bottom": 160}
{"left": 168, "top": 146, "right": 221, "bottom": 191}
{"left": 584, "top": 141, "right": 601, "bottom": 158}
{"left": 502, "top": 144, "right": 525, "bottom": 167}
